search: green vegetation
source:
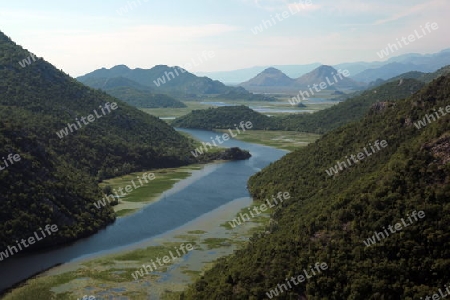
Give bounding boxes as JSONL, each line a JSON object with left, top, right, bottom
{"left": 78, "top": 76, "right": 187, "bottom": 108}
{"left": 78, "top": 65, "right": 277, "bottom": 101}
{"left": 172, "top": 105, "right": 280, "bottom": 130}
{"left": 278, "top": 78, "right": 425, "bottom": 133}
{"left": 172, "top": 79, "right": 425, "bottom": 136}
{"left": 0, "top": 31, "right": 224, "bottom": 251}
{"left": 216, "top": 129, "right": 320, "bottom": 151}
{"left": 183, "top": 75, "right": 450, "bottom": 299}
{"left": 105, "top": 87, "right": 186, "bottom": 108}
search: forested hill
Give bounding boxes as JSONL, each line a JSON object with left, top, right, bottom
{"left": 171, "top": 105, "right": 280, "bottom": 130}
{"left": 183, "top": 75, "right": 450, "bottom": 299}
{"left": 78, "top": 77, "right": 187, "bottom": 108}
{"left": 78, "top": 65, "right": 277, "bottom": 101}
{"left": 0, "top": 31, "right": 197, "bottom": 250}
{"left": 278, "top": 78, "right": 425, "bottom": 133}
{"left": 172, "top": 78, "right": 424, "bottom": 134}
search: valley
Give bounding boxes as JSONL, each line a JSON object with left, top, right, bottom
{"left": 1, "top": 4, "right": 450, "bottom": 299}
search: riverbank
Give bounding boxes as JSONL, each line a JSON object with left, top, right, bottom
{"left": 216, "top": 129, "right": 320, "bottom": 151}
{"left": 2, "top": 196, "right": 271, "bottom": 299}
{"left": 0, "top": 129, "right": 287, "bottom": 299}
{"left": 100, "top": 165, "right": 205, "bottom": 217}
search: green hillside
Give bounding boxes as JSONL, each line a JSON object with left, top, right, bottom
{"left": 78, "top": 65, "right": 277, "bottom": 101}
{"left": 278, "top": 78, "right": 425, "bottom": 133}
{"left": 171, "top": 105, "right": 280, "bottom": 130}
{"left": 183, "top": 75, "right": 450, "bottom": 299}
{"left": 0, "top": 31, "right": 199, "bottom": 250}
{"left": 103, "top": 86, "right": 186, "bottom": 108}
{"left": 77, "top": 76, "right": 187, "bottom": 108}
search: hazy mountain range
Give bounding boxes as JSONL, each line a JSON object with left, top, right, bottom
{"left": 198, "top": 49, "right": 450, "bottom": 84}
{"left": 78, "top": 65, "right": 276, "bottom": 101}
{"left": 240, "top": 65, "right": 365, "bottom": 93}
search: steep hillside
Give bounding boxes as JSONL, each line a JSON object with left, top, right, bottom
{"left": 183, "top": 75, "right": 450, "bottom": 299}
{"left": 240, "top": 67, "right": 295, "bottom": 87}
{"left": 78, "top": 65, "right": 276, "bottom": 101}
{"left": 172, "top": 105, "right": 280, "bottom": 130}
{"left": 0, "top": 31, "right": 197, "bottom": 251}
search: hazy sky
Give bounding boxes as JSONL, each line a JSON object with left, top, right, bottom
{"left": 1, "top": 0, "right": 448, "bottom": 77}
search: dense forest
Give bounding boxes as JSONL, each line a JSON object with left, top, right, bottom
{"left": 0, "top": 31, "right": 218, "bottom": 251}
{"left": 77, "top": 76, "right": 187, "bottom": 108}
{"left": 171, "top": 105, "right": 281, "bottom": 130}
{"left": 183, "top": 75, "right": 450, "bottom": 299}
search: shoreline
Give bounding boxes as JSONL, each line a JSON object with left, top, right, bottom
{"left": 3, "top": 195, "right": 271, "bottom": 299}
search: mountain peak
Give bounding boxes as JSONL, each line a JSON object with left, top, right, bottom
{"left": 294, "top": 64, "right": 361, "bottom": 88}
{"left": 240, "top": 67, "right": 294, "bottom": 87}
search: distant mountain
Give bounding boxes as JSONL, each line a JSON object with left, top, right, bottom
{"left": 368, "top": 65, "right": 450, "bottom": 87}
{"left": 196, "top": 63, "right": 321, "bottom": 84}
{"left": 78, "top": 76, "right": 186, "bottom": 108}
{"left": 78, "top": 65, "right": 276, "bottom": 101}
{"left": 293, "top": 65, "right": 363, "bottom": 88}
{"left": 352, "top": 50, "right": 450, "bottom": 83}
{"left": 240, "top": 67, "right": 295, "bottom": 87}
{"left": 196, "top": 49, "right": 450, "bottom": 85}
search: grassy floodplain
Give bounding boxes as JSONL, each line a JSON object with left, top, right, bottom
{"left": 99, "top": 165, "right": 203, "bottom": 217}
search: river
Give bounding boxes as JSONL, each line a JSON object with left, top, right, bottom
{"left": 0, "top": 128, "right": 287, "bottom": 293}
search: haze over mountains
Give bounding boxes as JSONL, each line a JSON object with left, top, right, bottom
{"left": 199, "top": 49, "right": 450, "bottom": 85}
{"left": 240, "top": 65, "right": 364, "bottom": 94}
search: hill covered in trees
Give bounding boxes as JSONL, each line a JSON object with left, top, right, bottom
{"left": 172, "top": 78, "right": 424, "bottom": 134}
{"left": 278, "top": 78, "right": 425, "bottom": 133}
{"left": 171, "top": 105, "right": 280, "bottom": 130}
{"left": 78, "top": 77, "right": 187, "bottom": 108}
{"left": 78, "top": 65, "right": 277, "bottom": 101}
{"left": 183, "top": 74, "right": 450, "bottom": 299}
{"left": 0, "top": 31, "right": 210, "bottom": 251}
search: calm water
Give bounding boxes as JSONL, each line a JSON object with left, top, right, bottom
{"left": 0, "top": 128, "right": 286, "bottom": 292}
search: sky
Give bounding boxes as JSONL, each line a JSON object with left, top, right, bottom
{"left": 0, "top": 0, "right": 449, "bottom": 77}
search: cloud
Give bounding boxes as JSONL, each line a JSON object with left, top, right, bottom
{"left": 373, "top": 0, "right": 445, "bottom": 25}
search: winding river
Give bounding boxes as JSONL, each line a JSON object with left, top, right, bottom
{"left": 0, "top": 128, "right": 287, "bottom": 293}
